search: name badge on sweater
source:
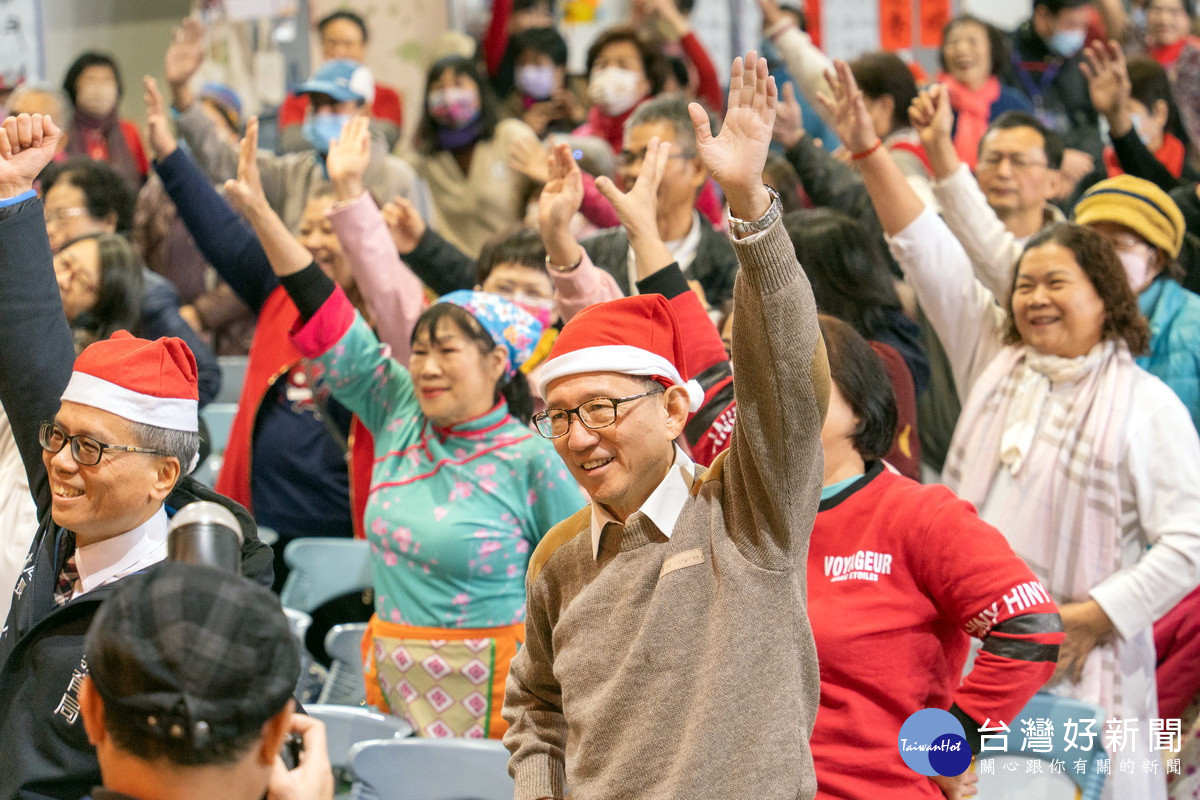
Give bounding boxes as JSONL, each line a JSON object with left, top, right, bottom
{"left": 659, "top": 548, "right": 704, "bottom": 578}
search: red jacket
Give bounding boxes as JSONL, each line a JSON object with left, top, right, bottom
{"left": 215, "top": 286, "right": 374, "bottom": 538}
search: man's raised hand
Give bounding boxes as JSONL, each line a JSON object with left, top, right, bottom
{"left": 0, "top": 114, "right": 61, "bottom": 198}
{"left": 692, "top": 51, "right": 776, "bottom": 220}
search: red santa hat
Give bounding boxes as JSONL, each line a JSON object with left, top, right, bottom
{"left": 539, "top": 294, "right": 704, "bottom": 411}
{"left": 60, "top": 331, "right": 199, "bottom": 432}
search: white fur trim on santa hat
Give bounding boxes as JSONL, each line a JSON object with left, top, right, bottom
{"left": 61, "top": 371, "right": 199, "bottom": 432}
{"left": 539, "top": 344, "right": 704, "bottom": 412}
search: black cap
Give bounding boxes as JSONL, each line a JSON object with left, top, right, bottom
{"left": 85, "top": 561, "right": 299, "bottom": 748}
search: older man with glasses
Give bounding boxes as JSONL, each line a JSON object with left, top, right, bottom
{"left": 502, "top": 52, "right": 830, "bottom": 800}
{"left": 0, "top": 112, "right": 271, "bottom": 800}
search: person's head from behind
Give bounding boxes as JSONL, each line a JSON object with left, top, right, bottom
{"left": 7, "top": 83, "right": 71, "bottom": 149}
{"left": 1073, "top": 174, "right": 1186, "bottom": 292}
{"left": 1032, "top": 0, "right": 1093, "bottom": 58}
{"left": 42, "top": 333, "right": 201, "bottom": 546}
{"left": 817, "top": 315, "right": 897, "bottom": 467}
{"left": 54, "top": 233, "right": 144, "bottom": 338}
{"left": 317, "top": 9, "right": 369, "bottom": 63}
{"left": 586, "top": 26, "right": 661, "bottom": 118}
{"left": 416, "top": 56, "right": 501, "bottom": 153}
{"left": 1005, "top": 222, "right": 1150, "bottom": 358}
{"left": 62, "top": 52, "right": 123, "bottom": 119}
{"left": 410, "top": 292, "right": 543, "bottom": 425}
{"left": 297, "top": 185, "right": 352, "bottom": 290}
{"left": 848, "top": 52, "right": 919, "bottom": 139}
{"left": 940, "top": 15, "right": 1007, "bottom": 89}
{"left": 783, "top": 209, "right": 902, "bottom": 341}
{"left": 537, "top": 295, "right": 701, "bottom": 521}
{"left": 975, "top": 111, "right": 1063, "bottom": 220}
{"left": 477, "top": 228, "right": 556, "bottom": 326}
{"left": 619, "top": 96, "right": 708, "bottom": 210}
{"left": 1124, "top": 57, "right": 1178, "bottom": 151}
{"left": 42, "top": 158, "right": 135, "bottom": 252}
{"left": 1146, "top": 0, "right": 1196, "bottom": 48}
{"left": 295, "top": 60, "right": 374, "bottom": 154}
{"left": 511, "top": 27, "right": 569, "bottom": 101}
{"left": 80, "top": 562, "right": 300, "bottom": 792}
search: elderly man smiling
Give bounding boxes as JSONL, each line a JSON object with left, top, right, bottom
{"left": 0, "top": 112, "right": 271, "bottom": 800}
{"left": 502, "top": 52, "right": 830, "bottom": 800}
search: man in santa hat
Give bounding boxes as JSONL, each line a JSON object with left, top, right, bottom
{"left": 502, "top": 52, "right": 830, "bottom": 800}
{"left": 0, "top": 112, "right": 272, "bottom": 800}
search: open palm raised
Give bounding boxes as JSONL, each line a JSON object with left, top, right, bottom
{"left": 690, "top": 51, "right": 777, "bottom": 219}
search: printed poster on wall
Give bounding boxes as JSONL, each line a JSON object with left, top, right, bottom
{"left": 0, "top": 0, "right": 41, "bottom": 91}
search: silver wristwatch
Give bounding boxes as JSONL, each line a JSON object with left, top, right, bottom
{"left": 727, "top": 186, "right": 782, "bottom": 239}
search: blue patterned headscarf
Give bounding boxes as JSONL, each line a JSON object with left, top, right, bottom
{"left": 437, "top": 290, "right": 544, "bottom": 381}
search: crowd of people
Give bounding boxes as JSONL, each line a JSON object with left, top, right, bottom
{"left": 2, "top": 0, "right": 1200, "bottom": 798}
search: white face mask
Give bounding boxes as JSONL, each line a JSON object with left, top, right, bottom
{"left": 76, "top": 83, "right": 118, "bottom": 117}
{"left": 1118, "top": 248, "right": 1155, "bottom": 293}
{"left": 588, "top": 67, "right": 644, "bottom": 117}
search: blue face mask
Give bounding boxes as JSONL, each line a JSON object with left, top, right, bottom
{"left": 1048, "top": 29, "right": 1086, "bottom": 58}
{"left": 301, "top": 112, "right": 353, "bottom": 154}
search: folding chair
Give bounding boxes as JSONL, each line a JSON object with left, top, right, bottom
{"left": 216, "top": 355, "right": 248, "bottom": 403}
{"left": 349, "top": 738, "right": 513, "bottom": 800}
{"left": 279, "top": 538, "right": 372, "bottom": 614}
{"left": 973, "top": 692, "right": 1107, "bottom": 800}
{"left": 318, "top": 622, "right": 369, "bottom": 706}
{"left": 307, "top": 704, "right": 412, "bottom": 767}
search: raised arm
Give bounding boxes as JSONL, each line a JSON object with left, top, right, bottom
{"left": 1083, "top": 40, "right": 1181, "bottom": 192}
{"left": 225, "top": 118, "right": 416, "bottom": 434}
{"left": 536, "top": 142, "right": 624, "bottom": 318}
{"left": 694, "top": 53, "right": 827, "bottom": 565}
{"left": 326, "top": 115, "right": 425, "bottom": 362}
{"left": 380, "top": 197, "right": 476, "bottom": 296}
{"left": 913, "top": 84, "right": 1024, "bottom": 302}
{"left": 758, "top": 0, "right": 835, "bottom": 126}
{"left": 0, "top": 114, "right": 76, "bottom": 514}
{"left": 819, "top": 61, "right": 1008, "bottom": 395}
{"left": 145, "top": 76, "right": 279, "bottom": 312}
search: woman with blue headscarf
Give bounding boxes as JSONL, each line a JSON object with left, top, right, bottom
{"left": 224, "top": 116, "right": 585, "bottom": 740}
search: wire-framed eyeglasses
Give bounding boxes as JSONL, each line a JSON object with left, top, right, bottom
{"left": 39, "top": 422, "right": 170, "bottom": 466}
{"left": 532, "top": 389, "right": 664, "bottom": 439}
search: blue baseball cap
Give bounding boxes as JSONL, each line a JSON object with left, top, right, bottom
{"left": 296, "top": 59, "right": 375, "bottom": 104}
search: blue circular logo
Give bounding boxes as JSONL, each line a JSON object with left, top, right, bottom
{"left": 897, "top": 709, "right": 972, "bottom": 777}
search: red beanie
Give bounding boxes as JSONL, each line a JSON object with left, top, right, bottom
{"left": 60, "top": 331, "right": 199, "bottom": 432}
{"left": 538, "top": 294, "right": 703, "bottom": 411}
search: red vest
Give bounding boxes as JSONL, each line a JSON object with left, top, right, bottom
{"left": 215, "top": 286, "right": 373, "bottom": 537}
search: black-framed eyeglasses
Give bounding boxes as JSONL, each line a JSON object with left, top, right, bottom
{"left": 532, "top": 389, "right": 664, "bottom": 439}
{"left": 616, "top": 149, "right": 694, "bottom": 169}
{"left": 39, "top": 422, "right": 169, "bottom": 467}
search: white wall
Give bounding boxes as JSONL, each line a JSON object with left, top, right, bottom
{"left": 42, "top": 0, "right": 192, "bottom": 123}
{"left": 960, "top": 0, "right": 1029, "bottom": 31}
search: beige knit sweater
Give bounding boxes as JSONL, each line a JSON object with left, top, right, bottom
{"left": 501, "top": 216, "right": 830, "bottom": 800}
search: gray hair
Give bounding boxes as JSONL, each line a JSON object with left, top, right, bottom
{"left": 624, "top": 95, "right": 715, "bottom": 153}
{"left": 6, "top": 82, "right": 72, "bottom": 130}
{"left": 127, "top": 421, "right": 200, "bottom": 479}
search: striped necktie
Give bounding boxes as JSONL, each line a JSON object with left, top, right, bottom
{"left": 54, "top": 549, "right": 78, "bottom": 606}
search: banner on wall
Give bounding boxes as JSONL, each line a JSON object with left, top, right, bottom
{"left": 0, "top": 0, "right": 41, "bottom": 91}
{"left": 920, "top": 0, "right": 951, "bottom": 47}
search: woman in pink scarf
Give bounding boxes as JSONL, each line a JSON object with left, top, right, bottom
{"left": 938, "top": 16, "right": 1033, "bottom": 169}
{"left": 61, "top": 52, "right": 148, "bottom": 193}
{"left": 824, "top": 58, "right": 1200, "bottom": 800}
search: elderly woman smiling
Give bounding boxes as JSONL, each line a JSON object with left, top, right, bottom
{"left": 820, "top": 59, "right": 1200, "bottom": 800}
{"left": 937, "top": 15, "right": 1034, "bottom": 168}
